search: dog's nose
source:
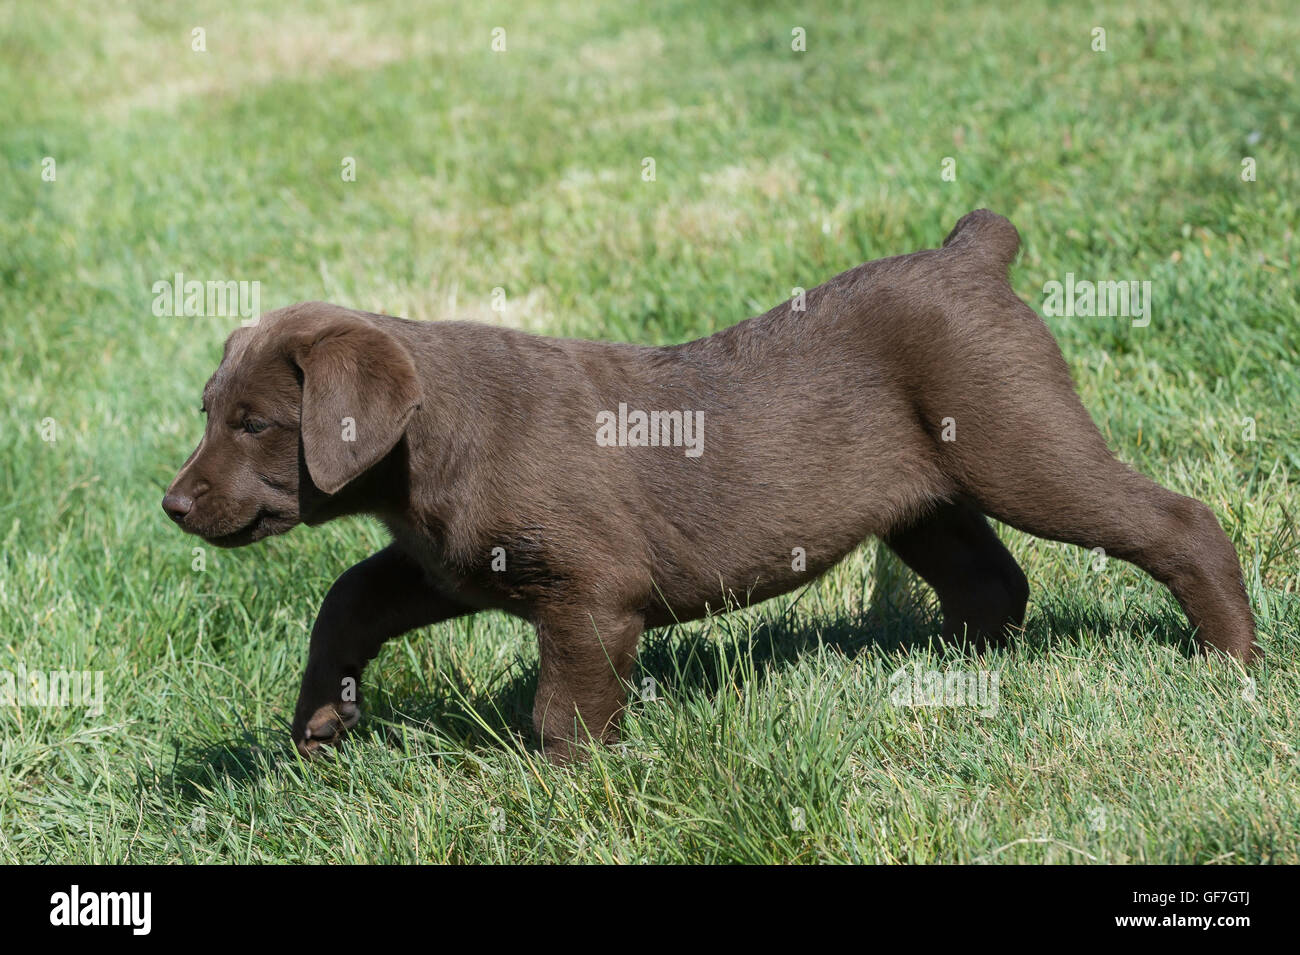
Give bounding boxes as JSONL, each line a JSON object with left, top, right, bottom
{"left": 162, "top": 493, "right": 193, "bottom": 523}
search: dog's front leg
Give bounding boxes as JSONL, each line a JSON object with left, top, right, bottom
{"left": 292, "top": 545, "right": 469, "bottom": 757}
{"left": 532, "top": 606, "right": 644, "bottom": 762}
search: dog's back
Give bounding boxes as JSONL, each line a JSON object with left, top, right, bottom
{"left": 377, "top": 212, "right": 1045, "bottom": 621}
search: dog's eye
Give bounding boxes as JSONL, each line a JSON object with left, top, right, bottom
{"left": 242, "top": 417, "right": 270, "bottom": 435}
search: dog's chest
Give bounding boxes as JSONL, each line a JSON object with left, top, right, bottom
{"left": 386, "top": 519, "right": 557, "bottom": 614}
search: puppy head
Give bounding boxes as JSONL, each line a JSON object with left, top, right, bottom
{"left": 162, "top": 303, "right": 422, "bottom": 547}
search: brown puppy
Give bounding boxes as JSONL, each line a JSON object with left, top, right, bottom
{"left": 163, "top": 210, "right": 1258, "bottom": 761}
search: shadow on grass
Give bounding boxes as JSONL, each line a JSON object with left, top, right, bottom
{"left": 162, "top": 724, "right": 287, "bottom": 801}
{"left": 162, "top": 554, "right": 1199, "bottom": 795}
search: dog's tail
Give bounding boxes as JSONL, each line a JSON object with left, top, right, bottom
{"left": 941, "top": 209, "right": 1020, "bottom": 277}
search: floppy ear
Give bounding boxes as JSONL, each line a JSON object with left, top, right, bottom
{"left": 290, "top": 315, "right": 422, "bottom": 495}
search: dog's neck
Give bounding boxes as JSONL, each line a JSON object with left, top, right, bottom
{"left": 298, "top": 438, "right": 412, "bottom": 527}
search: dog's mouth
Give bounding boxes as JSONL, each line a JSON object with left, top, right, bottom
{"left": 201, "top": 510, "right": 290, "bottom": 548}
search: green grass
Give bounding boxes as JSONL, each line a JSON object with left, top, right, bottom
{"left": 2, "top": 0, "right": 1298, "bottom": 863}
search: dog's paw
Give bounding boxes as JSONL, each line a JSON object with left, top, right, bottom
{"left": 294, "top": 702, "right": 361, "bottom": 758}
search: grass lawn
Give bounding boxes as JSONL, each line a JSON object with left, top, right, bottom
{"left": 1, "top": 0, "right": 1297, "bottom": 863}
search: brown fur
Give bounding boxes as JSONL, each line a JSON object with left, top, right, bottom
{"left": 163, "top": 210, "right": 1258, "bottom": 761}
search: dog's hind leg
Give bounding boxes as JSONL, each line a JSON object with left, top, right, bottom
{"left": 930, "top": 359, "right": 1257, "bottom": 662}
{"left": 922, "top": 212, "right": 1255, "bottom": 661}
{"left": 883, "top": 499, "right": 1029, "bottom": 650}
